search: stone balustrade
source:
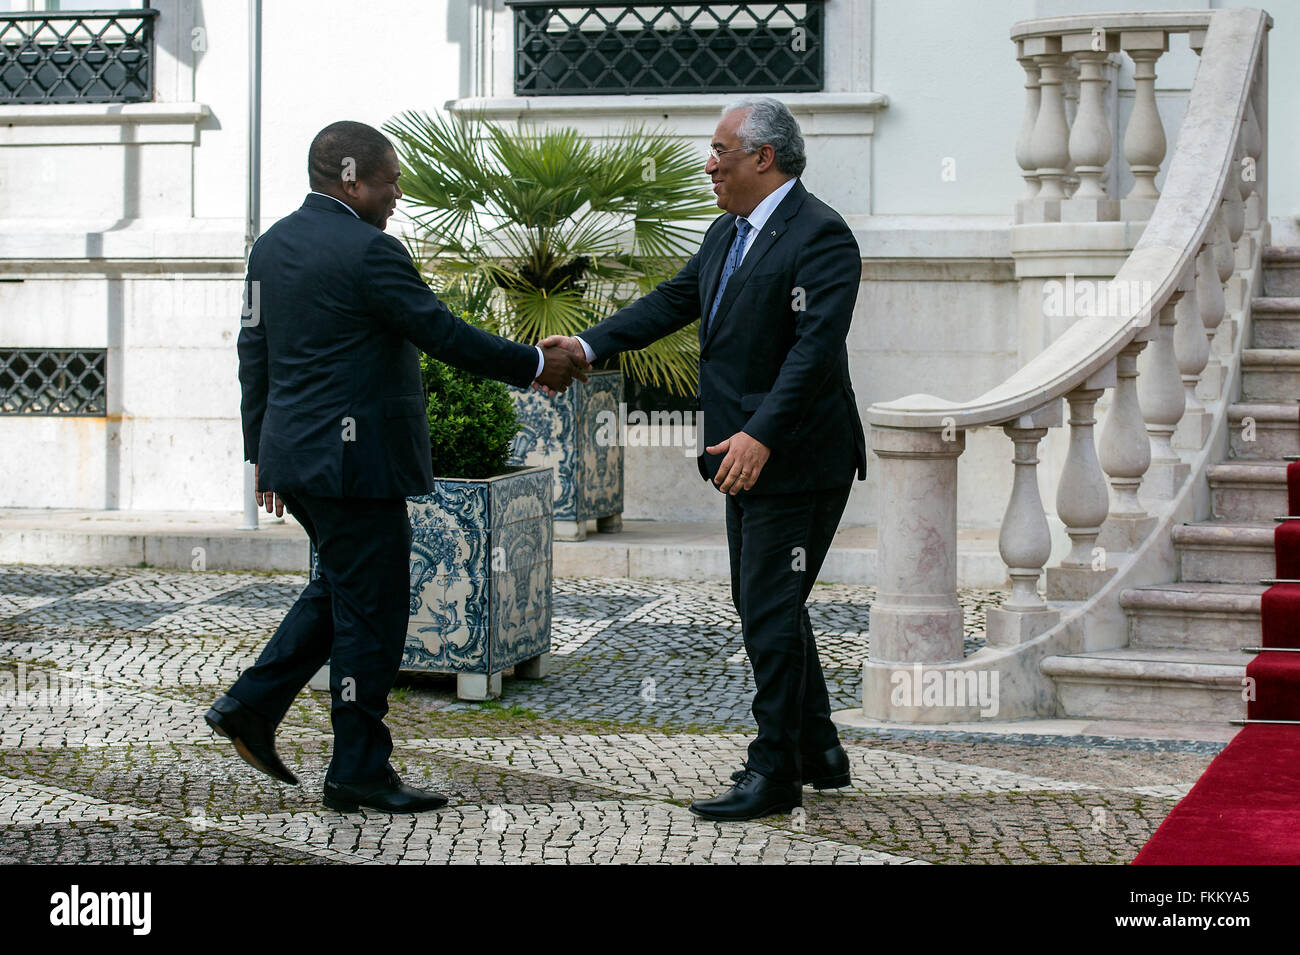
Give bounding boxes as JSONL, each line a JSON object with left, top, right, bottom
{"left": 862, "top": 7, "right": 1271, "bottom": 722}
{"left": 1014, "top": 12, "right": 1217, "bottom": 224}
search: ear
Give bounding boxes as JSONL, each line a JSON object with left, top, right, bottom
{"left": 754, "top": 144, "right": 777, "bottom": 174}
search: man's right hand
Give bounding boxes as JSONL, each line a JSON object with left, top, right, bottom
{"left": 535, "top": 342, "right": 590, "bottom": 396}
{"left": 538, "top": 335, "right": 590, "bottom": 368}
{"left": 254, "top": 464, "right": 284, "bottom": 518}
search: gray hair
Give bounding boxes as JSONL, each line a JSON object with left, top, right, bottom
{"left": 721, "top": 96, "right": 806, "bottom": 178}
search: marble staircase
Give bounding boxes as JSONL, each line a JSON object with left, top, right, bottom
{"left": 1044, "top": 248, "right": 1300, "bottom": 721}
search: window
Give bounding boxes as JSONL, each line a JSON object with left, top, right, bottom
{"left": 0, "top": 349, "right": 107, "bottom": 415}
{"left": 510, "top": 2, "right": 824, "bottom": 96}
{"left": 0, "top": 5, "right": 159, "bottom": 103}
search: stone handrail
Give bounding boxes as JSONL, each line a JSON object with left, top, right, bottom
{"left": 861, "top": 7, "right": 1271, "bottom": 720}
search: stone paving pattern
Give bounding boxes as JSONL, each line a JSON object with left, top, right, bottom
{"left": 0, "top": 565, "right": 1215, "bottom": 864}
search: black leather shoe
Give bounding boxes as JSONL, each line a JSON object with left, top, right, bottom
{"left": 204, "top": 694, "right": 299, "bottom": 785}
{"left": 802, "top": 744, "right": 852, "bottom": 790}
{"left": 323, "top": 765, "right": 449, "bottom": 814}
{"left": 730, "top": 744, "right": 852, "bottom": 790}
{"left": 690, "top": 769, "right": 801, "bottom": 822}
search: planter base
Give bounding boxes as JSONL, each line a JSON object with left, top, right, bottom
{"left": 457, "top": 671, "right": 503, "bottom": 701}
{"left": 554, "top": 519, "right": 587, "bottom": 541}
{"left": 306, "top": 657, "right": 551, "bottom": 702}
{"left": 597, "top": 514, "right": 623, "bottom": 534}
{"left": 516, "top": 651, "right": 551, "bottom": 679}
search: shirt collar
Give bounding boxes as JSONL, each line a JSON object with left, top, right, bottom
{"left": 737, "top": 176, "right": 797, "bottom": 234}
{"left": 308, "top": 191, "right": 361, "bottom": 219}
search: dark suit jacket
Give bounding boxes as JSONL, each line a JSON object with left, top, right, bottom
{"left": 238, "top": 193, "right": 539, "bottom": 499}
{"left": 581, "top": 180, "right": 867, "bottom": 494}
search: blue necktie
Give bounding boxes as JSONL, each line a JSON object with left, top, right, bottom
{"left": 705, "top": 218, "right": 752, "bottom": 335}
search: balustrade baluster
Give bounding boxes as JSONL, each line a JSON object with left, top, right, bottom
{"left": 1063, "top": 35, "right": 1119, "bottom": 221}
{"left": 1016, "top": 54, "right": 1042, "bottom": 201}
{"left": 988, "top": 405, "right": 1062, "bottom": 646}
{"left": 1120, "top": 32, "right": 1169, "bottom": 218}
{"left": 1098, "top": 338, "right": 1155, "bottom": 549}
{"left": 1136, "top": 292, "right": 1190, "bottom": 499}
{"left": 1173, "top": 246, "right": 1213, "bottom": 449}
{"left": 1047, "top": 370, "right": 1116, "bottom": 600}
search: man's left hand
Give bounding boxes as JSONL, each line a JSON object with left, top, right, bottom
{"left": 707, "top": 432, "right": 771, "bottom": 495}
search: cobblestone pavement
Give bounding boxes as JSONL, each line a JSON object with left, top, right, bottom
{"left": 0, "top": 565, "right": 1216, "bottom": 864}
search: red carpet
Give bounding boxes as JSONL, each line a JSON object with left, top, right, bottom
{"left": 1133, "top": 724, "right": 1300, "bottom": 864}
{"left": 1133, "top": 456, "right": 1300, "bottom": 864}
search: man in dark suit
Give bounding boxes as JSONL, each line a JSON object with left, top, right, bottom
{"left": 206, "top": 120, "right": 585, "bottom": 813}
{"left": 544, "top": 96, "right": 867, "bottom": 821}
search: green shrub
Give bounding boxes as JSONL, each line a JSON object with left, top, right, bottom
{"left": 420, "top": 354, "right": 519, "bottom": 480}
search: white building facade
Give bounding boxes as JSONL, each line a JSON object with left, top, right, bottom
{"left": 1, "top": 0, "right": 1296, "bottom": 538}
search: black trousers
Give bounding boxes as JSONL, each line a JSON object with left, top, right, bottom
{"left": 228, "top": 491, "right": 411, "bottom": 785}
{"left": 725, "top": 484, "right": 851, "bottom": 783}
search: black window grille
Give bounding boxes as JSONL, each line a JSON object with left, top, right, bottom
{"left": 0, "top": 8, "right": 160, "bottom": 104}
{"left": 0, "top": 349, "right": 107, "bottom": 416}
{"left": 510, "top": 1, "right": 824, "bottom": 96}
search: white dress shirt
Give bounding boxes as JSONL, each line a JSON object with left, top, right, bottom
{"left": 309, "top": 191, "right": 546, "bottom": 379}
{"left": 576, "top": 177, "right": 797, "bottom": 362}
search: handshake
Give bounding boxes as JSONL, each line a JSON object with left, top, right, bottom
{"left": 531, "top": 336, "right": 592, "bottom": 397}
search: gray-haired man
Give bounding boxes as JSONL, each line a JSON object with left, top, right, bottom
{"left": 543, "top": 97, "right": 867, "bottom": 821}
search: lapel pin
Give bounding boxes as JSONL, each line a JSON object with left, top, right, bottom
{"left": 769, "top": 230, "right": 776, "bottom": 236}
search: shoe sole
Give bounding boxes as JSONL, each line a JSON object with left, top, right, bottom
{"left": 729, "top": 774, "right": 852, "bottom": 789}
{"left": 688, "top": 802, "right": 801, "bottom": 822}
{"left": 322, "top": 795, "right": 448, "bottom": 814}
{"left": 205, "top": 713, "right": 298, "bottom": 786}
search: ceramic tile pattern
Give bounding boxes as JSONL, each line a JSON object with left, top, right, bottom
{"left": 509, "top": 370, "right": 623, "bottom": 524}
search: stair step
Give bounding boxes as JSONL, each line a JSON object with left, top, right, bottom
{"left": 1264, "top": 246, "right": 1300, "bottom": 297}
{"left": 1172, "top": 521, "right": 1275, "bottom": 583}
{"left": 1121, "top": 582, "right": 1263, "bottom": 651}
{"left": 1251, "top": 298, "right": 1300, "bottom": 347}
{"left": 1228, "top": 403, "right": 1299, "bottom": 458}
{"left": 1041, "top": 647, "right": 1247, "bottom": 721}
{"left": 1241, "top": 349, "right": 1300, "bottom": 401}
{"left": 1208, "top": 460, "right": 1290, "bottom": 521}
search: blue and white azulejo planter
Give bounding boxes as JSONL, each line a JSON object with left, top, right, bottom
{"left": 406, "top": 464, "right": 553, "bottom": 700}
{"left": 508, "top": 368, "right": 623, "bottom": 541}
{"left": 310, "top": 464, "right": 553, "bottom": 701}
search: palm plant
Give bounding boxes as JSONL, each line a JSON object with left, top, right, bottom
{"left": 383, "top": 110, "right": 717, "bottom": 395}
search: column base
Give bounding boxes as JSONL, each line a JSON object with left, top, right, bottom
{"left": 1016, "top": 198, "right": 1061, "bottom": 224}
{"left": 1235, "top": 234, "right": 1257, "bottom": 271}
{"left": 1060, "top": 198, "right": 1120, "bottom": 222}
{"left": 867, "top": 605, "right": 965, "bottom": 664}
{"left": 1046, "top": 564, "right": 1117, "bottom": 600}
{"left": 1173, "top": 409, "right": 1214, "bottom": 450}
{"left": 985, "top": 606, "right": 1061, "bottom": 647}
{"left": 1196, "top": 362, "right": 1227, "bottom": 401}
{"left": 1120, "top": 198, "right": 1158, "bottom": 220}
{"left": 1097, "top": 513, "right": 1158, "bottom": 551}
{"left": 1140, "top": 460, "right": 1192, "bottom": 503}
{"left": 1212, "top": 317, "right": 1238, "bottom": 357}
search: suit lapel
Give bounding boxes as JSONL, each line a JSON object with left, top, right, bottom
{"left": 702, "top": 180, "right": 806, "bottom": 351}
